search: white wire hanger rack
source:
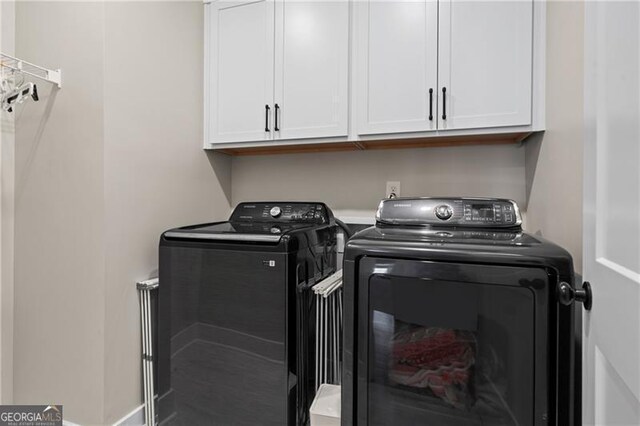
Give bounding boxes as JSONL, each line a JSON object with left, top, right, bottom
{"left": 313, "top": 270, "right": 343, "bottom": 389}
{"left": 0, "top": 52, "right": 62, "bottom": 88}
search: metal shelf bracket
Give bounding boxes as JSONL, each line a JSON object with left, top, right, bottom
{"left": 1, "top": 52, "right": 62, "bottom": 88}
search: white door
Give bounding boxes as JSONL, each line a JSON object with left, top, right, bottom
{"left": 273, "top": 0, "right": 349, "bottom": 140}
{"left": 438, "top": 0, "right": 532, "bottom": 130}
{"left": 207, "top": 0, "right": 274, "bottom": 144}
{"left": 355, "top": 0, "right": 438, "bottom": 135}
{"left": 583, "top": 1, "right": 640, "bottom": 425}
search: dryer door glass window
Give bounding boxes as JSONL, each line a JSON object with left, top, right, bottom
{"left": 367, "top": 276, "right": 535, "bottom": 426}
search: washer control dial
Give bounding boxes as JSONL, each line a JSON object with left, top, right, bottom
{"left": 269, "top": 206, "right": 282, "bottom": 218}
{"left": 435, "top": 204, "right": 453, "bottom": 220}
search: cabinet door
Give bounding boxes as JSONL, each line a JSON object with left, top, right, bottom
{"left": 356, "top": 0, "right": 438, "bottom": 135}
{"left": 207, "top": 0, "right": 274, "bottom": 144}
{"left": 438, "top": 0, "right": 533, "bottom": 130}
{"left": 273, "top": 1, "right": 349, "bottom": 140}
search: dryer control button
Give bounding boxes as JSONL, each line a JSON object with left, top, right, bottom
{"left": 435, "top": 205, "right": 453, "bottom": 220}
{"left": 270, "top": 206, "right": 282, "bottom": 218}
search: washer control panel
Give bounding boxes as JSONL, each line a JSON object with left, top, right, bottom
{"left": 376, "top": 197, "right": 521, "bottom": 228}
{"left": 230, "top": 202, "right": 333, "bottom": 224}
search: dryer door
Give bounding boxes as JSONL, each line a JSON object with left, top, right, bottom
{"left": 350, "top": 258, "right": 550, "bottom": 426}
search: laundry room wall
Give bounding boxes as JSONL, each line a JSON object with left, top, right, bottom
{"left": 102, "top": 2, "right": 231, "bottom": 423}
{"left": 0, "top": 0, "right": 16, "bottom": 405}
{"left": 525, "top": 1, "right": 584, "bottom": 273}
{"left": 14, "top": 3, "right": 107, "bottom": 423}
{"left": 232, "top": 144, "right": 527, "bottom": 219}
{"left": 12, "top": 2, "right": 231, "bottom": 424}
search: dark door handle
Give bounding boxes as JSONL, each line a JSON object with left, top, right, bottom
{"left": 265, "top": 104, "right": 270, "bottom": 132}
{"left": 442, "top": 87, "right": 447, "bottom": 120}
{"left": 558, "top": 281, "right": 593, "bottom": 310}
{"left": 274, "top": 104, "right": 280, "bottom": 131}
{"left": 428, "top": 89, "right": 433, "bottom": 121}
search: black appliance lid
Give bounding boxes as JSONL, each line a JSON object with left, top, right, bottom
{"left": 347, "top": 200, "right": 572, "bottom": 277}
{"left": 163, "top": 221, "right": 316, "bottom": 243}
{"left": 345, "top": 224, "right": 574, "bottom": 274}
{"left": 163, "top": 201, "right": 335, "bottom": 243}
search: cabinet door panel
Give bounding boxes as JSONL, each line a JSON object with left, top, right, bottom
{"left": 208, "top": 0, "right": 274, "bottom": 143}
{"left": 356, "top": 0, "right": 438, "bottom": 135}
{"left": 438, "top": 0, "right": 533, "bottom": 130}
{"left": 274, "top": 0, "right": 349, "bottom": 140}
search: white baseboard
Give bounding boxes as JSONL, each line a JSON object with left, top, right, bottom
{"left": 61, "top": 403, "right": 144, "bottom": 426}
{"left": 113, "top": 404, "right": 145, "bottom": 426}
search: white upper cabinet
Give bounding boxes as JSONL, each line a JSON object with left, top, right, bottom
{"left": 274, "top": 0, "right": 349, "bottom": 139}
{"left": 206, "top": 0, "right": 349, "bottom": 145}
{"left": 438, "top": 0, "right": 533, "bottom": 130}
{"left": 207, "top": 0, "right": 274, "bottom": 143}
{"left": 205, "top": 0, "right": 542, "bottom": 148}
{"left": 355, "top": 0, "right": 438, "bottom": 135}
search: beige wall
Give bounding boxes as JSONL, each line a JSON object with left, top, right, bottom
{"left": 232, "top": 143, "right": 526, "bottom": 217}
{"left": 12, "top": 2, "right": 231, "bottom": 424}
{"left": 0, "top": 0, "right": 16, "bottom": 404}
{"left": 103, "top": 3, "right": 231, "bottom": 423}
{"left": 14, "top": 3, "right": 107, "bottom": 423}
{"left": 525, "top": 1, "right": 584, "bottom": 273}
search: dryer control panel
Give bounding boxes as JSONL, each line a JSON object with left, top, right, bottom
{"left": 376, "top": 197, "right": 521, "bottom": 228}
{"left": 230, "top": 202, "right": 334, "bottom": 224}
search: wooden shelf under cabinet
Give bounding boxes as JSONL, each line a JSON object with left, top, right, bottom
{"left": 215, "top": 132, "right": 532, "bottom": 156}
